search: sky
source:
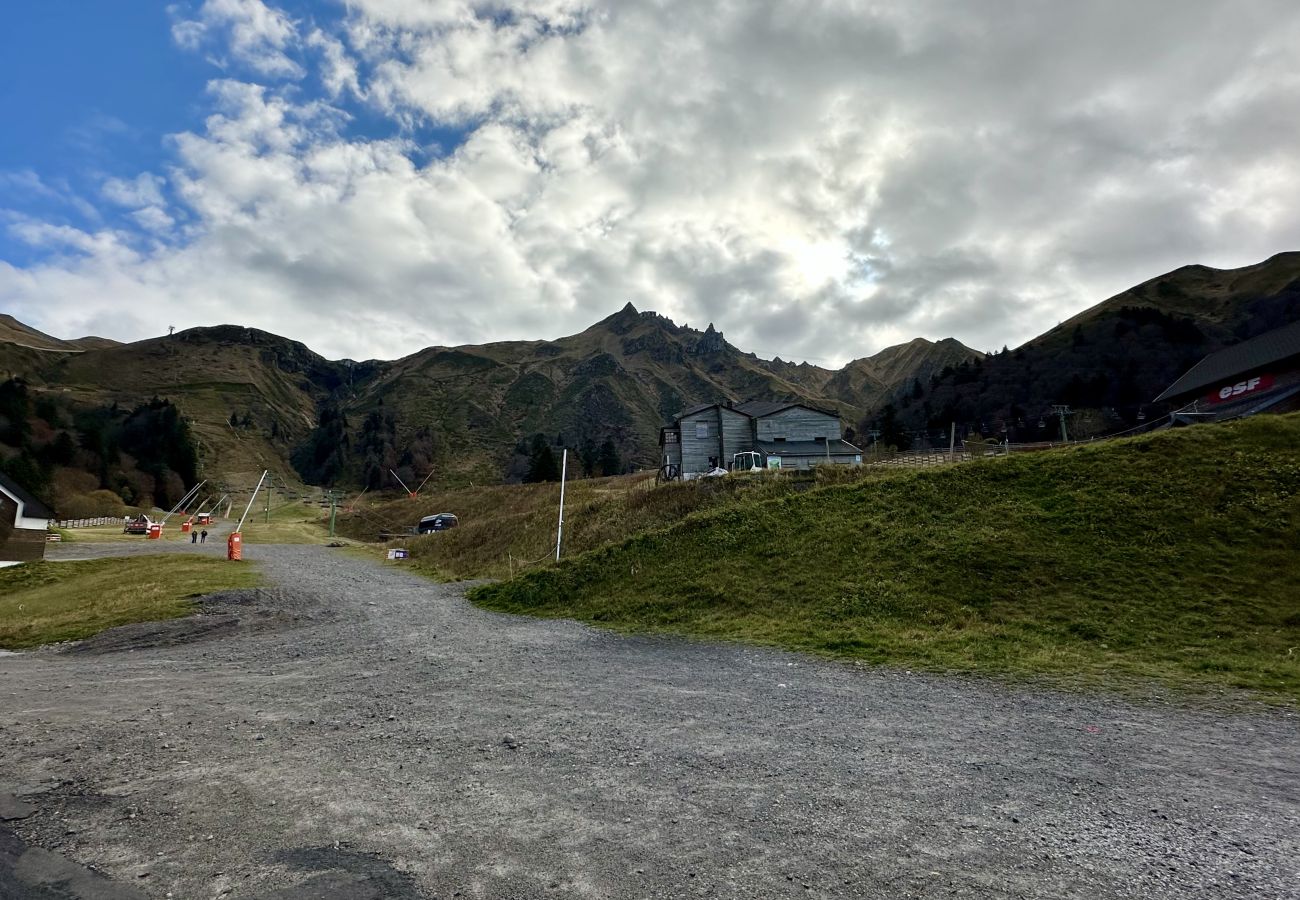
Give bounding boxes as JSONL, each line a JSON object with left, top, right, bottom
{"left": 2, "top": 0, "right": 1299, "bottom": 365}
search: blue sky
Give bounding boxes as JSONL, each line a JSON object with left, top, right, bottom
{"left": 2, "top": 0, "right": 1298, "bottom": 363}
{"left": 0, "top": 4, "right": 210, "bottom": 264}
{"left": 0, "top": 2, "right": 468, "bottom": 270}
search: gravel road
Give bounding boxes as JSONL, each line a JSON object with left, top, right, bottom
{"left": 1, "top": 542, "right": 1297, "bottom": 899}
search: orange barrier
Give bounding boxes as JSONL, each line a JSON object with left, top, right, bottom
{"left": 181, "top": 520, "right": 192, "bottom": 534}
{"left": 148, "top": 523, "right": 162, "bottom": 540}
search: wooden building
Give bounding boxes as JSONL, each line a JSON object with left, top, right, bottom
{"left": 1155, "top": 320, "right": 1300, "bottom": 424}
{"left": 0, "top": 472, "right": 54, "bottom": 566}
{"left": 659, "top": 400, "right": 862, "bottom": 479}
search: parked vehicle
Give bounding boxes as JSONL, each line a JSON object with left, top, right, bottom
{"left": 123, "top": 515, "right": 155, "bottom": 535}
{"left": 417, "top": 513, "right": 459, "bottom": 534}
{"left": 731, "top": 451, "right": 778, "bottom": 472}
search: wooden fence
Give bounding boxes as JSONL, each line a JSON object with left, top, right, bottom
{"left": 53, "top": 516, "right": 123, "bottom": 529}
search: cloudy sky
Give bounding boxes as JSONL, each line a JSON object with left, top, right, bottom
{"left": 2, "top": 0, "right": 1299, "bottom": 364}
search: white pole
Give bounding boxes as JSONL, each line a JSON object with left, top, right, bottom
{"left": 161, "top": 479, "right": 206, "bottom": 524}
{"left": 390, "top": 468, "right": 414, "bottom": 496}
{"left": 235, "top": 470, "right": 269, "bottom": 533}
{"left": 555, "top": 449, "right": 568, "bottom": 562}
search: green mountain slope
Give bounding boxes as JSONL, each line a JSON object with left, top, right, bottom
{"left": 471, "top": 413, "right": 1300, "bottom": 700}
{"left": 24, "top": 326, "right": 342, "bottom": 482}
{"left": 895, "top": 253, "right": 1300, "bottom": 440}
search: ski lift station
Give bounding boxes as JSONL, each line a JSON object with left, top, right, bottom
{"left": 1155, "top": 319, "right": 1300, "bottom": 424}
{"left": 658, "top": 400, "right": 862, "bottom": 481}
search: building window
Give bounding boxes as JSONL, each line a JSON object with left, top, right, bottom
{"left": 696, "top": 422, "right": 709, "bottom": 439}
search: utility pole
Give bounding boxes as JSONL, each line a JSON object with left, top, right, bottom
{"left": 555, "top": 449, "right": 568, "bottom": 562}
{"left": 265, "top": 474, "right": 272, "bottom": 523}
{"left": 1051, "top": 405, "right": 1072, "bottom": 443}
{"left": 329, "top": 490, "right": 338, "bottom": 537}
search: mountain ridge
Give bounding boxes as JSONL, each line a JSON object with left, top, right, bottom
{"left": 7, "top": 251, "right": 1297, "bottom": 486}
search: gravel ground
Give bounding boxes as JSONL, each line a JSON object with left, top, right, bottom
{"left": 1, "top": 542, "right": 1298, "bottom": 899}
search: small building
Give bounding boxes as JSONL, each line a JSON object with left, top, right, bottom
{"left": 0, "top": 472, "right": 54, "bottom": 567}
{"left": 1154, "top": 320, "right": 1300, "bottom": 423}
{"left": 659, "top": 400, "right": 863, "bottom": 479}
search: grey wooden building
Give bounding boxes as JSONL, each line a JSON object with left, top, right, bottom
{"left": 659, "top": 400, "right": 863, "bottom": 479}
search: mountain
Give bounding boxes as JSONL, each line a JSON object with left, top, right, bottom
{"left": 885, "top": 252, "right": 1300, "bottom": 443}
{"left": 8, "top": 325, "right": 342, "bottom": 486}
{"left": 1, "top": 304, "right": 980, "bottom": 488}
{"left": 6, "top": 250, "right": 1295, "bottom": 487}
{"left": 824, "top": 337, "right": 984, "bottom": 411}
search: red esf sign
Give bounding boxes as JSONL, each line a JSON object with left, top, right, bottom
{"left": 1208, "top": 374, "right": 1274, "bottom": 404}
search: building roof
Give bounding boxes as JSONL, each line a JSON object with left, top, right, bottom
{"left": 675, "top": 402, "right": 721, "bottom": 419}
{"left": 1155, "top": 320, "right": 1300, "bottom": 403}
{"left": 0, "top": 471, "right": 55, "bottom": 519}
{"left": 673, "top": 399, "right": 840, "bottom": 424}
{"left": 734, "top": 399, "right": 838, "bottom": 418}
{"left": 757, "top": 439, "right": 863, "bottom": 456}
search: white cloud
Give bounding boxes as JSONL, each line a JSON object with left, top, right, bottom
{"left": 171, "top": 0, "right": 304, "bottom": 78}
{"left": 6, "top": 0, "right": 1300, "bottom": 363}
{"left": 102, "top": 173, "right": 167, "bottom": 208}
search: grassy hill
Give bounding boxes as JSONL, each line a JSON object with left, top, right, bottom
{"left": 335, "top": 467, "right": 872, "bottom": 579}
{"left": 470, "top": 414, "right": 1300, "bottom": 701}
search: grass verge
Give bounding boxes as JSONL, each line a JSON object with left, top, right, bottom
{"left": 470, "top": 414, "right": 1300, "bottom": 703}
{"left": 0, "top": 556, "right": 262, "bottom": 649}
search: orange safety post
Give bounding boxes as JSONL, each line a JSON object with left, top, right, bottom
{"left": 227, "top": 532, "right": 242, "bottom": 561}
{"left": 148, "top": 523, "right": 162, "bottom": 540}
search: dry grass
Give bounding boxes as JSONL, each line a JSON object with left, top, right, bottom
{"left": 334, "top": 467, "right": 863, "bottom": 579}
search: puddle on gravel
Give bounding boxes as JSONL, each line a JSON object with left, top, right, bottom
{"left": 268, "top": 846, "right": 427, "bottom": 899}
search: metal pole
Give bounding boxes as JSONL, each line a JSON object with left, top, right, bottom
{"left": 948, "top": 422, "right": 956, "bottom": 463}
{"left": 414, "top": 469, "right": 435, "bottom": 494}
{"left": 161, "top": 479, "right": 206, "bottom": 524}
{"left": 555, "top": 449, "right": 568, "bottom": 562}
{"left": 329, "top": 492, "right": 337, "bottom": 537}
{"left": 236, "top": 470, "right": 269, "bottom": 533}
{"left": 265, "top": 477, "right": 271, "bottom": 523}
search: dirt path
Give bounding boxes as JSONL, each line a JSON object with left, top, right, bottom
{"left": 2, "top": 543, "right": 1297, "bottom": 899}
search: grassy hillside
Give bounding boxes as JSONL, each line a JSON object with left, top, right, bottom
{"left": 471, "top": 414, "right": 1300, "bottom": 700}
{"left": 336, "top": 469, "right": 870, "bottom": 579}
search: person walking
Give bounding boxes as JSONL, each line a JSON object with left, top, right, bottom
{"left": 200, "top": 529, "right": 208, "bottom": 543}
{"left": 191, "top": 530, "right": 198, "bottom": 544}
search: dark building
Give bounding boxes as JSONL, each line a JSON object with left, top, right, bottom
{"left": 1155, "top": 320, "right": 1300, "bottom": 424}
{"left": 659, "top": 400, "right": 862, "bottom": 479}
{"left": 0, "top": 471, "right": 54, "bottom": 566}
